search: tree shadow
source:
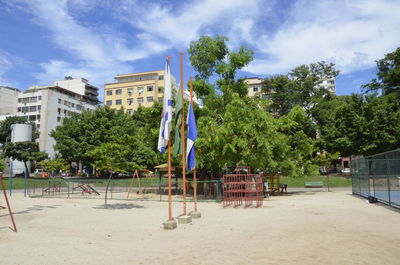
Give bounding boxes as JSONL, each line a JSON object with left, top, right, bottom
{"left": 93, "top": 203, "right": 145, "bottom": 210}
{"left": 0, "top": 205, "right": 62, "bottom": 217}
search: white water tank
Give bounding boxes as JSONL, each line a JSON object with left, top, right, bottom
{"left": 10, "top": 124, "right": 32, "bottom": 175}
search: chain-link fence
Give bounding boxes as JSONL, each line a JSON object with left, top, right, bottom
{"left": 28, "top": 177, "right": 222, "bottom": 202}
{"left": 352, "top": 149, "right": 400, "bottom": 208}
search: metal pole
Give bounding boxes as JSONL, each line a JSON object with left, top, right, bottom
{"left": 9, "top": 161, "right": 13, "bottom": 196}
{"left": 0, "top": 173, "right": 17, "bottom": 232}
{"left": 180, "top": 52, "right": 187, "bottom": 216}
{"left": 190, "top": 77, "right": 198, "bottom": 211}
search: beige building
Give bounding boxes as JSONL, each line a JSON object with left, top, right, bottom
{"left": 0, "top": 86, "right": 20, "bottom": 116}
{"left": 245, "top": 77, "right": 268, "bottom": 98}
{"left": 104, "top": 70, "right": 176, "bottom": 114}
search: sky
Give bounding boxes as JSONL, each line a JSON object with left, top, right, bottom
{"left": 0, "top": 0, "right": 399, "bottom": 100}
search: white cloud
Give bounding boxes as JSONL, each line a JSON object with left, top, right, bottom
{"left": 0, "top": 50, "right": 23, "bottom": 87}
{"left": 116, "top": 0, "right": 262, "bottom": 51}
{"left": 245, "top": 0, "right": 400, "bottom": 75}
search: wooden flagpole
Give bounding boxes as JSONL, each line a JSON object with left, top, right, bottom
{"left": 189, "top": 77, "right": 198, "bottom": 212}
{"left": 180, "top": 52, "right": 187, "bottom": 216}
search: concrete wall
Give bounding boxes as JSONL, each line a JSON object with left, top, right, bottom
{"left": 0, "top": 86, "right": 19, "bottom": 115}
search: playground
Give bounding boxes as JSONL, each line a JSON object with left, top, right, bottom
{"left": 1, "top": 188, "right": 399, "bottom": 265}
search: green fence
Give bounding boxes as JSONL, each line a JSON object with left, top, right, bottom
{"left": 351, "top": 149, "right": 400, "bottom": 208}
{"left": 28, "top": 177, "right": 222, "bottom": 202}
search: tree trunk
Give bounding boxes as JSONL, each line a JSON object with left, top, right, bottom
{"left": 105, "top": 171, "right": 113, "bottom": 208}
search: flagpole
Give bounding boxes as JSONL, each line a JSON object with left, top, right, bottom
{"left": 167, "top": 56, "right": 173, "bottom": 221}
{"left": 189, "top": 76, "right": 198, "bottom": 212}
{"left": 168, "top": 138, "right": 172, "bottom": 220}
{"left": 180, "top": 52, "right": 187, "bottom": 216}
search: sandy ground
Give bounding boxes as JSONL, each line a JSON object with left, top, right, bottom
{"left": 0, "top": 188, "right": 399, "bottom": 265}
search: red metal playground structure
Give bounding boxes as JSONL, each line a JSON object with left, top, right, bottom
{"left": 222, "top": 166, "right": 264, "bottom": 208}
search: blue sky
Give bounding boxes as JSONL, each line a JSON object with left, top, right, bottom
{"left": 0, "top": 0, "right": 399, "bottom": 100}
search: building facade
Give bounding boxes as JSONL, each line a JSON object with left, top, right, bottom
{"left": 104, "top": 70, "right": 176, "bottom": 113}
{"left": 320, "top": 77, "right": 336, "bottom": 94}
{"left": 0, "top": 86, "right": 20, "bottom": 116}
{"left": 245, "top": 77, "right": 269, "bottom": 99}
{"left": 16, "top": 81, "right": 99, "bottom": 158}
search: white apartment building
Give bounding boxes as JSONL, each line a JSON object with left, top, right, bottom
{"left": 54, "top": 76, "right": 99, "bottom": 102}
{"left": 320, "top": 77, "right": 336, "bottom": 94}
{"left": 16, "top": 79, "right": 99, "bottom": 158}
{"left": 0, "top": 86, "right": 20, "bottom": 115}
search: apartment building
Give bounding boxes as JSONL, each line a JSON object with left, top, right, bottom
{"left": 104, "top": 70, "right": 176, "bottom": 114}
{"left": 16, "top": 79, "right": 99, "bottom": 158}
{"left": 320, "top": 77, "right": 336, "bottom": 94}
{"left": 0, "top": 86, "right": 20, "bottom": 115}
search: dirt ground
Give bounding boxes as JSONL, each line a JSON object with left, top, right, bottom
{"left": 0, "top": 188, "right": 399, "bottom": 265}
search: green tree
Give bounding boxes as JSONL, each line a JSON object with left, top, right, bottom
{"left": 39, "top": 158, "right": 69, "bottom": 174}
{"left": 362, "top": 47, "right": 400, "bottom": 95}
{"left": 3, "top": 142, "right": 48, "bottom": 174}
{"left": 51, "top": 107, "right": 137, "bottom": 165}
{"left": 188, "top": 35, "right": 316, "bottom": 177}
{"left": 262, "top": 61, "right": 339, "bottom": 117}
{"left": 0, "top": 116, "right": 39, "bottom": 144}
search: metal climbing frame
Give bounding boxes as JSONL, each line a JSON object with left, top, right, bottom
{"left": 222, "top": 172, "right": 264, "bottom": 208}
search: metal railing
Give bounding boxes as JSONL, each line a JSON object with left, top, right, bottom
{"left": 351, "top": 149, "right": 400, "bottom": 208}
{"left": 28, "top": 177, "right": 222, "bottom": 202}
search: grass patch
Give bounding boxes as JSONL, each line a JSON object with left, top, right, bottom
{"left": 281, "top": 175, "right": 352, "bottom": 187}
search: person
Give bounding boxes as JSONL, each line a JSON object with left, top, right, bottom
{"left": 280, "top": 183, "right": 287, "bottom": 193}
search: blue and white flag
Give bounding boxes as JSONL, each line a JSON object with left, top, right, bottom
{"left": 186, "top": 102, "right": 197, "bottom": 171}
{"left": 157, "top": 59, "right": 173, "bottom": 153}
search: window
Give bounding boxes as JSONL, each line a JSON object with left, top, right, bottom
{"left": 127, "top": 98, "right": 133, "bottom": 105}
{"left": 64, "top": 109, "right": 67, "bottom": 115}
{"left": 57, "top": 117, "right": 61, "bottom": 122}
{"left": 147, "top": 86, "right": 153, "bottom": 92}
{"left": 30, "top": 96, "right": 37, "bottom": 102}
{"left": 158, "top": 87, "right": 163, "bottom": 93}
{"left": 106, "top": 90, "right": 113, "bottom": 96}
{"left": 58, "top": 99, "right": 62, "bottom": 104}
{"left": 18, "top": 98, "right": 22, "bottom": 103}
{"left": 29, "top": 106, "right": 37, "bottom": 112}
{"left": 253, "top": 87, "right": 259, "bottom": 92}
{"left": 127, "top": 109, "right": 133, "bottom": 115}
{"left": 76, "top": 105, "right": 82, "bottom": 111}
{"left": 64, "top": 100, "right": 68, "bottom": 106}
{"left": 329, "top": 80, "right": 335, "bottom": 85}
{"left": 58, "top": 108, "right": 61, "bottom": 114}
{"left": 116, "top": 89, "right": 122, "bottom": 95}
{"left": 22, "top": 106, "right": 29, "bottom": 113}
{"left": 158, "top": 97, "right": 163, "bottom": 103}
{"left": 106, "top": 100, "right": 112, "bottom": 106}
{"left": 137, "top": 87, "right": 144, "bottom": 94}
{"left": 38, "top": 105, "right": 41, "bottom": 111}
{"left": 38, "top": 96, "right": 42, "bottom": 101}
{"left": 147, "top": 96, "right": 153, "bottom": 102}
{"left": 71, "top": 103, "right": 75, "bottom": 108}
{"left": 29, "top": 115, "right": 36, "bottom": 121}
{"left": 18, "top": 107, "right": 22, "bottom": 112}
{"left": 22, "top": 97, "right": 29, "bottom": 103}
{"left": 36, "top": 115, "right": 40, "bottom": 120}
{"left": 159, "top": 75, "right": 164, "bottom": 80}
{"left": 36, "top": 124, "right": 40, "bottom": 129}
{"left": 115, "top": 99, "right": 122, "bottom": 105}
{"left": 137, "top": 97, "right": 143, "bottom": 103}
{"left": 127, "top": 88, "right": 133, "bottom": 94}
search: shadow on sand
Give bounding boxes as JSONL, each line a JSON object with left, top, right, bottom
{"left": 93, "top": 203, "right": 145, "bottom": 210}
{"left": 0, "top": 204, "right": 62, "bottom": 218}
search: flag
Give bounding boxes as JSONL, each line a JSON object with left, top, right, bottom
{"left": 186, "top": 102, "right": 197, "bottom": 171}
{"left": 173, "top": 86, "right": 183, "bottom": 156}
{"left": 157, "top": 59, "right": 173, "bottom": 153}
